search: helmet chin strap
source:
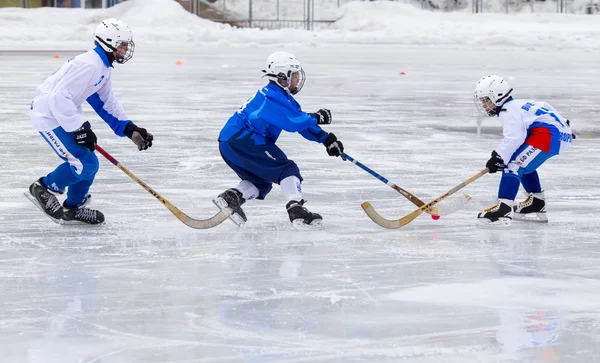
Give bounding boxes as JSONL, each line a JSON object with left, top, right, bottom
{"left": 264, "top": 74, "right": 292, "bottom": 94}
{"left": 106, "top": 52, "right": 116, "bottom": 65}
{"left": 492, "top": 96, "right": 513, "bottom": 116}
{"left": 95, "top": 36, "right": 116, "bottom": 53}
{"left": 496, "top": 89, "right": 513, "bottom": 105}
{"left": 95, "top": 37, "right": 117, "bottom": 65}
{"left": 276, "top": 80, "right": 291, "bottom": 94}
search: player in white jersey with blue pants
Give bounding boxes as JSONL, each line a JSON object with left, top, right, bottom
{"left": 27, "top": 18, "right": 153, "bottom": 225}
{"left": 473, "top": 75, "right": 573, "bottom": 226}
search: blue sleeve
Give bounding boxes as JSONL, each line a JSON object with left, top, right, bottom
{"left": 256, "top": 93, "right": 319, "bottom": 133}
{"left": 86, "top": 92, "right": 131, "bottom": 137}
{"left": 299, "top": 124, "right": 329, "bottom": 143}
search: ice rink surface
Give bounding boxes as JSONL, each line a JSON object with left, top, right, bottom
{"left": 1, "top": 45, "right": 600, "bottom": 362}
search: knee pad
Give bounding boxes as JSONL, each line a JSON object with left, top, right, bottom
{"left": 505, "top": 161, "right": 521, "bottom": 176}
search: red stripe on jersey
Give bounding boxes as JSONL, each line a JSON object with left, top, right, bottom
{"left": 525, "top": 127, "right": 552, "bottom": 152}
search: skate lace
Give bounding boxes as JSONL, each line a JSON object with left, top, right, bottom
{"left": 76, "top": 208, "right": 97, "bottom": 222}
{"left": 43, "top": 192, "right": 62, "bottom": 213}
{"left": 519, "top": 195, "right": 533, "bottom": 208}
{"left": 483, "top": 201, "right": 500, "bottom": 213}
{"left": 223, "top": 189, "right": 245, "bottom": 207}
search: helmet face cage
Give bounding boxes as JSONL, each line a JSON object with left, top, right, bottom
{"left": 474, "top": 95, "right": 498, "bottom": 117}
{"left": 114, "top": 40, "right": 135, "bottom": 64}
{"left": 274, "top": 68, "right": 305, "bottom": 95}
{"left": 289, "top": 68, "right": 305, "bottom": 95}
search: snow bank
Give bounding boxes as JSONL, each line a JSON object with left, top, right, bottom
{"left": 331, "top": 1, "right": 600, "bottom": 49}
{"left": 212, "top": 0, "right": 600, "bottom": 16}
{"left": 0, "top": 0, "right": 599, "bottom": 50}
{"left": 0, "top": 0, "right": 235, "bottom": 49}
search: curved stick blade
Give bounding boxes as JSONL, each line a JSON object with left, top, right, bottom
{"left": 361, "top": 202, "right": 403, "bottom": 229}
{"left": 182, "top": 208, "right": 233, "bottom": 229}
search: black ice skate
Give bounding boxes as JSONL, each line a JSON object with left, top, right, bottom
{"left": 477, "top": 198, "right": 513, "bottom": 227}
{"left": 25, "top": 177, "right": 64, "bottom": 222}
{"left": 513, "top": 191, "right": 548, "bottom": 223}
{"left": 286, "top": 199, "right": 323, "bottom": 228}
{"left": 213, "top": 188, "right": 247, "bottom": 226}
{"left": 61, "top": 195, "right": 105, "bottom": 225}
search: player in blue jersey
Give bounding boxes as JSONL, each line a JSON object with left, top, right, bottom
{"left": 473, "top": 75, "right": 573, "bottom": 226}
{"left": 214, "top": 51, "right": 345, "bottom": 227}
{"left": 27, "top": 19, "right": 153, "bottom": 225}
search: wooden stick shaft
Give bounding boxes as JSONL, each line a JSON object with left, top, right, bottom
{"left": 342, "top": 152, "right": 438, "bottom": 214}
{"left": 95, "top": 145, "right": 231, "bottom": 229}
{"left": 95, "top": 145, "right": 186, "bottom": 222}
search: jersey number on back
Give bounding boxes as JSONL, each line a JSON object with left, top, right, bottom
{"left": 236, "top": 95, "right": 256, "bottom": 115}
{"left": 522, "top": 102, "right": 565, "bottom": 127}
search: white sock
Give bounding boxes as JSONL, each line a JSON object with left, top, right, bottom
{"left": 234, "top": 180, "right": 259, "bottom": 201}
{"left": 280, "top": 176, "right": 302, "bottom": 202}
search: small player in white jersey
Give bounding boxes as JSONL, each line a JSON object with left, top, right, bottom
{"left": 473, "top": 75, "right": 573, "bottom": 226}
{"left": 27, "top": 18, "right": 153, "bottom": 225}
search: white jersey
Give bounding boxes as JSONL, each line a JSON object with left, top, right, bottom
{"left": 30, "top": 46, "right": 130, "bottom": 135}
{"left": 495, "top": 99, "right": 572, "bottom": 163}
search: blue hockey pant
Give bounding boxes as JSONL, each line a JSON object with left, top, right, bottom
{"left": 39, "top": 127, "right": 99, "bottom": 207}
{"left": 498, "top": 143, "right": 555, "bottom": 200}
{"left": 219, "top": 141, "right": 302, "bottom": 200}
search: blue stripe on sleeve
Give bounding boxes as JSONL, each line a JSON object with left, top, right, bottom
{"left": 86, "top": 92, "right": 130, "bottom": 137}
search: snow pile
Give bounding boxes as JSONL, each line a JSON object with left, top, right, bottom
{"left": 208, "top": 0, "right": 344, "bottom": 21}
{"left": 0, "top": 0, "right": 235, "bottom": 48}
{"left": 211, "top": 0, "right": 600, "bottom": 16}
{"left": 331, "top": 1, "right": 600, "bottom": 48}
{"left": 1, "top": 0, "right": 599, "bottom": 50}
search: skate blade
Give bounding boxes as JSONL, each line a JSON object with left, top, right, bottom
{"left": 23, "top": 192, "right": 62, "bottom": 224}
{"left": 476, "top": 217, "right": 512, "bottom": 228}
{"left": 514, "top": 212, "right": 548, "bottom": 223}
{"left": 213, "top": 198, "right": 245, "bottom": 227}
{"left": 59, "top": 219, "right": 105, "bottom": 226}
{"left": 292, "top": 218, "right": 323, "bottom": 230}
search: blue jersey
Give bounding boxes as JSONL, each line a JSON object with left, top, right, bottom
{"left": 219, "top": 82, "right": 328, "bottom": 146}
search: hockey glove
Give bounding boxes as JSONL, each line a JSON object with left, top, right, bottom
{"left": 566, "top": 119, "right": 577, "bottom": 139}
{"left": 124, "top": 122, "right": 154, "bottom": 151}
{"left": 310, "top": 108, "right": 332, "bottom": 125}
{"left": 486, "top": 150, "right": 505, "bottom": 173}
{"left": 73, "top": 121, "right": 97, "bottom": 152}
{"left": 324, "top": 133, "right": 345, "bottom": 160}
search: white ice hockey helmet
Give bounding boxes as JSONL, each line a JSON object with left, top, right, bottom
{"left": 262, "top": 51, "right": 305, "bottom": 95}
{"left": 94, "top": 18, "right": 135, "bottom": 64}
{"left": 473, "top": 75, "right": 513, "bottom": 116}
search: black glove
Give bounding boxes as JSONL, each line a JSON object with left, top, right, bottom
{"left": 310, "top": 108, "right": 332, "bottom": 125}
{"left": 566, "top": 119, "right": 576, "bottom": 139}
{"left": 486, "top": 150, "right": 505, "bottom": 173}
{"left": 73, "top": 121, "right": 97, "bottom": 151}
{"left": 324, "top": 133, "right": 345, "bottom": 160}
{"left": 124, "top": 122, "right": 153, "bottom": 151}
